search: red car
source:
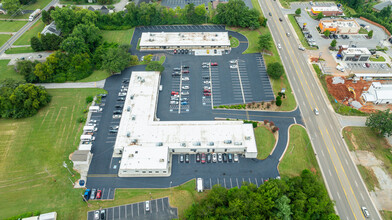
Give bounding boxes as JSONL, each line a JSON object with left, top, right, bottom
{"left": 96, "top": 190, "right": 102, "bottom": 199}
{"left": 203, "top": 89, "right": 211, "bottom": 93}
{"left": 211, "top": 62, "right": 218, "bottom": 66}
{"left": 174, "top": 49, "right": 177, "bottom": 54}
{"left": 171, "top": 91, "right": 179, "bottom": 95}
{"left": 203, "top": 93, "right": 211, "bottom": 96}
{"left": 201, "top": 153, "right": 206, "bottom": 163}
{"left": 182, "top": 70, "right": 189, "bottom": 73}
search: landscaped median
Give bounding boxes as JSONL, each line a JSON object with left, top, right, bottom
{"left": 254, "top": 123, "right": 277, "bottom": 160}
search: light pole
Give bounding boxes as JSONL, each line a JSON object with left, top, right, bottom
{"left": 169, "top": 181, "right": 173, "bottom": 197}
{"left": 63, "top": 161, "right": 74, "bottom": 177}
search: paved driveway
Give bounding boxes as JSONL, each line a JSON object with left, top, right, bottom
{"left": 160, "top": 0, "right": 253, "bottom": 8}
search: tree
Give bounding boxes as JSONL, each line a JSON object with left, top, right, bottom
{"left": 295, "top": 8, "right": 301, "bottom": 16}
{"left": 276, "top": 96, "right": 282, "bottom": 106}
{"left": 129, "top": 55, "right": 139, "bottom": 66}
{"left": 379, "top": 5, "right": 391, "bottom": 18}
{"left": 143, "top": 54, "right": 153, "bottom": 63}
{"left": 368, "top": 30, "right": 373, "bottom": 39}
{"left": 316, "top": 12, "right": 324, "bottom": 20}
{"left": 41, "top": 10, "right": 52, "bottom": 24}
{"left": 30, "top": 36, "right": 43, "bottom": 51}
{"left": 323, "top": 29, "right": 331, "bottom": 38}
{"left": 101, "top": 46, "right": 131, "bottom": 74}
{"left": 2, "top": 0, "right": 21, "bottom": 15}
{"left": 67, "top": 53, "right": 92, "bottom": 81}
{"left": 215, "top": 0, "right": 260, "bottom": 28}
{"left": 258, "top": 33, "right": 272, "bottom": 52}
{"left": 70, "top": 24, "right": 102, "bottom": 52}
{"left": 267, "top": 62, "right": 284, "bottom": 80}
{"left": 146, "top": 61, "right": 164, "bottom": 72}
{"left": 60, "top": 36, "right": 89, "bottom": 54}
{"left": 16, "top": 60, "right": 39, "bottom": 83}
{"left": 51, "top": 7, "right": 77, "bottom": 35}
{"left": 366, "top": 109, "right": 392, "bottom": 136}
{"left": 276, "top": 195, "right": 292, "bottom": 220}
{"left": 330, "top": 39, "right": 337, "bottom": 48}
{"left": 41, "top": 33, "right": 63, "bottom": 51}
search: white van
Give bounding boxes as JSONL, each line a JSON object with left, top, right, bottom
{"left": 80, "top": 134, "right": 95, "bottom": 141}
{"left": 83, "top": 125, "right": 97, "bottom": 132}
{"left": 145, "top": 201, "right": 150, "bottom": 211}
{"left": 89, "top": 106, "right": 102, "bottom": 113}
{"left": 197, "top": 178, "right": 204, "bottom": 192}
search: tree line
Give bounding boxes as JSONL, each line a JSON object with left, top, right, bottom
{"left": 0, "top": 79, "right": 51, "bottom": 119}
{"left": 185, "top": 170, "right": 340, "bottom": 220}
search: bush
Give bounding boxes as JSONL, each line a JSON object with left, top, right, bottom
{"left": 244, "top": 120, "right": 258, "bottom": 128}
{"left": 276, "top": 96, "right": 282, "bottom": 106}
{"left": 269, "top": 121, "right": 275, "bottom": 127}
{"left": 77, "top": 116, "right": 86, "bottom": 123}
{"left": 264, "top": 119, "right": 269, "bottom": 124}
{"left": 272, "top": 127, "right": 279, "bottom": 132}
{"left": 267, "top": 62, "right": 284, "bottom": 80}
{"left": 145, "top": 61, "right": 165, "bottom": 72}
{"left": 86, "top": 96, "right": 93, "bottom": 104}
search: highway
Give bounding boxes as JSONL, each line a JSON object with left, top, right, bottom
{"left": 0, "top": 0, "right": 58, "bottom": 55}
{"left": 258, "top": 0, "right": 382, "bottom": 219}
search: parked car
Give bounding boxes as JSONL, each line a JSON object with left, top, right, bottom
{"left": 182, "top": 70, "right": 189, "bottom": 73}
{"left": 173, "top": 49, "right": 177, "bottom": 54}
{"left": 109, "top": 129, "right": 118, "bottom": 133}
{"left": 145, "top": 201, "right": 150, "bottom": 211}
{"left": 182, "top": 86, "right": 189, "bottom": 90}
{"left": 96, "top": 190, "right": 102, "bottom": 199}
{"left": 94, "top": 211, "right": 100, "bottom": 220}
{"left": 182, "top": 77, "right": 189, "bottom": 81}
{"left": 173, "top": 67, "right": 181, "bottom": 71}
{"left": 203, "top": 86, "right": 211, "bottom": 90}
{"left": 230, "top": 65, "right": 238, "bottom": 69}
{"left": 203, "top": 81, "right": 211, "bottom": 84}
{"left": 115, "top": 104, "right": 123, "bottom": 109}
{"left": 182, "top": 65, "right": 189, "bottom": 69}
{"left": 223, "top": 153, "right": 227, "bottom": 162}
{"left": 113, "top": 110, "right": 122, "bottom": 114}
{"left": 89, "top": 119, "right": 97, "bottom": 123}
{"left": 181, "top": 97, "right": 189, "bottom": 101}
{"left": 201, "top": 153, "right": 206, "bottom": 163}
{"left": 210, "top": 62, "right": 218, "bottom": 66}
{"left": 196, "top": 153, "right": 201, "bottom": 162}
{"left": 202, "top": 64, "right": 209, "bottom": 69}
{"left": 83, "top": 189, "right": 91, "bottom": 201}
{"left": 203, "top": 93, "right": 211, "bottom": 96}
{"left": 117, "top": 97, "right": 125, "bottom": 101}
{"left": 90, "top": 189, "right": 97, "bottom": 200}
{"left": 218, "top": 153, "right": 223, "bottom": 162}
{"left": 100, "top": 210, "right": 106, "bottom": 220}
{"left": 203, "top": 89, "right": 211, "bottom": 93}
{"left": 228, "top": 153, "right": 233, "bottom": 162}
{"left": 171, "top": 96, "right": 179, "bottom": 101}
{"left": 212, "top": 153, "right": 217, "bottom": 162}
{"left": 234, "top": 154, "right": 239, "bottom": 162}
{"left": 110, "top": 126, "right": 119, "bottom": 130}
{"left": 180, "top": 154, "right": 184, "bottom": 163}
{"left": 207, "top": 153, "right": 212, "bottom": 163}
{"left": 171, "top": 91, "right": 179, "bottom": 95}
{"left": 170, "top": 101, "right": 179, "bottom": 105}
{"left": 185, "top": 154, "right": 190, "bottom": 163}
{"left": 181, "top": 101, "right": 188, "bottom": 105}
{"left": 181, "top": 91, "right": 189, "bottom": 95}
{"left": 172, "top": 72, "right": 181, "bottom": 77}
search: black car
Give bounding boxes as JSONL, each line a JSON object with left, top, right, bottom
{"left": 182, "top": 65, "right": 189, "bottom": 69}
{"left": 196, "top": 153, "right": 201, "bottom": 162}
{"left": 269, "top": 12, "right": 272, "bottom": 16}
{"left": 228, "top": 153, "right": 233, "bottom": 162}
{"left": 180, "top": 49, "right": 184, "bottom": 54}
{"left": 180, "top": 154, "right": 184, "bottom": 163}
{"left": 172, "top": 73, "right": 180, "bottom": 77}
{"left": 117, "top": 97, "right": 125, "bottom": 101}
{"left": 100, "top": 210, "right": 106, "bottom": 220}
{"left": 185, "top": 154, "right": 190, "bottom": 163}
{"left": 202, "top": 76, "right": 210, "bottom": 80}
{"left": 207, "top": 153, "right": 212, "bottom": 163}
{"left": 185, "top": 49, "right": 189, "bottom": 54}
{"left": 329, "top": 34, "right": 333, "bottom": 39}
{"left": 122, "top": 79, "right": 129, "bottom": 83}
{"left": 115, "top": 104, "right": 123, "bottom": 109}
{"left": 109, "top": 129, "right": 118, "bottom": 133}
{"left": 223, "top": 153, "right": 227, "bottom": 162}
{"left": 279, "top": 18, "right": 283, "bottom": 21}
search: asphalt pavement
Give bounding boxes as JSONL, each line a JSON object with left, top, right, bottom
{"left": 259, "top": 0, "right": 382, "bottom": 219}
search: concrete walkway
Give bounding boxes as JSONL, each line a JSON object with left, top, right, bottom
{"left": 337, "top": 115, "right": 367, "bottom": 127}
{"left": 36, "top": 80, "right": 106, "bottom": 89}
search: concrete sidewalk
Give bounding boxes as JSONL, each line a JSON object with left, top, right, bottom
{"left": 337, "top": 115, "right": 367, "bottom": 127}
{"left": 36, "top": 80, "right": 106, "bottom": 89}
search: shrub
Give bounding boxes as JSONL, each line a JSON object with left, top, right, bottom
{"left": 77, "top": 116, "right": 86, "bottom": 123}
{"left": 264, "top": 119, "right": 269, "bottom": 124}
{"left": 276, "top": 96, "right": 282, "bottom": 106}
{"left": 269, "top": 121, "right": 275, "bottom": 127}
{"left": 267, "top": 103, "right": 271, "bottom": 108}
{"left": 86, "top": 96, "right": 93, "bottom": 104}
{"left": 272, "top": 127, "right": 279, "bottom": 132}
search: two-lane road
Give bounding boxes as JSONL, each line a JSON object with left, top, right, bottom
{"left": 259, "top": 0, "right": 381, "bottom": 219}
{"left": 0, "top": 0, "right": 58, "bottom": 55}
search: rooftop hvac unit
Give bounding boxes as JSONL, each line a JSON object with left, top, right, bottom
{"left": 141, "top": 79, "right": 145, "bottom": 83}
{"left": 150, "top": 33, "right": 154, "bottom": 36}
{"left": 159, "top": 159, "right": 165, "bottom": 162}
{"left": 212, "top": 38, "right": 215, "bottom": 41}
{"left": 132, "top": 115, "right": 136, "bottom": 120}
{"left": 245, "top": 136, "right": 251, "bottom": 140}
{"left": 130, "top": 94, "right": 134, "bottom": 100}
{"left": 215, "top": 34, "right": 218, "bottom": 37}
{"left": 127, "top": 106, "right": 131, "bottom": 112}
{"left": 234, "top": 142, "right": 242, "bottom": 146}
{"left": 131, "top": 139, "right": 138, "bottom": 144}
{"left": 208, "top": 142, "right": 214, "bottom": 146}
{"left": 180, "top": 142, "right": 186, "bottom": 147}
{"left": 224, "top": 140, "right": 232, "bottom": 144}
{"left": 193, "top": 142, "right": 201, "bottom": 146}
{"left": 156, "top": 142, "right": 163, "bottom": 146}
{"left": 127, "top": 132, "right": 131, "bottom": 137}
{"left": 129, "top": 154, "right": 134, "bottom": 158}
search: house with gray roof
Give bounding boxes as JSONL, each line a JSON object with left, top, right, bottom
{"left": 373, "top": 0, "right": 392, "bottom": 11}
{"left": 41, "top": 21, "right": 61, "bottom": 36}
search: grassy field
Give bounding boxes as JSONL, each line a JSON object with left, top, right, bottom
{"left": 0, "top": 89, "right": 206, "bottom": 219}
{"left": 369, "top": 56, "right": 386, "bottom": 62}
{"left": 279, "top": 125, "right": 320, "bottom": 178}
{"left": 342, "top": 126, "right": 392, "bottom": 188}
{"left": 359, "top": 28, "right": 368, "bottom": 34}
{"left": 229, "top": 35, "right": 239, "bottom": 48}
{"left": 0, "top": 34, "right": 12, "bottom": 48}
{"left": 0, "top": 20, "right": 27, "bottom": 32}
{"left": 101, "top": 28, "right": 135, "bottom": 45}
{"left": 381, "top": 210, "right": 392, "bottom": 220}
{"left": 0, "top": 60, "right": 23, "bottom": 81}
{"left": 76, "top": 70, "right": 111, "bottom": 82}
{"left": 254, "top": 126, "right": 276, "bottom": 160}
{"left": 14, "top": 20, "right": 45, "bottom": 45}
{"left": 357, "top": 164, "right": 379, "bottom": 192}
{"left": 24, "top": 0, "right": 52, "bottom": 10}
{"left": 313, "top": 64, "right": 367, "bottom": 116}
{"left": 288, "top": 14, "right": 316, "bottom": 50}
{"left": 5, "top": 46, "right": 35, "bottom": 54}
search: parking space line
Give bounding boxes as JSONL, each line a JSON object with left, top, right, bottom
{"left": 236, "top": 178, "right": 239, "bottom": 188}
{"left": 107, "top": 188, "right": 111, "bottom": 199}
{"left": 111, "top": 207, "right": 114, "bottom": 220}
{"left": 119, "top": 206, "right": 120, "bottom": 219}
{"left": 248, "top": 177, "right": 251, "bottom": 183}
{"left": 255, "top": 178, "right": 258, "bottom": 186}
{"left": 131, "top": 204, "right": 133, "bottom": 217}
{"left": 210, "top": 178, "right": 212, "bottom": 189}
{"left": 162, "top": 198, "right": 165, "bottom": 211}
{"left": 138, "top": 203, "right": 140, "bottom": 216}
{"left": 223, "top": 178, "right": 226, "bottom": 188}
{"left": 156, "top": 199, "right": 158, "bottom": 213}
{"left": 230, "top": 178, "right": 233, "bottom": 188}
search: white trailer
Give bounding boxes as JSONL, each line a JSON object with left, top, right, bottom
{"left": 197, "top": 178, "right": 203, "bottom": 192}
{"left": 80, "top": 134, "right": 95, "bottom": 141}
{"left": 83, "top": 125, "right": 97, "bottom": 132}
{"left": 29, "top": 9, "right": 41, "bottom": 22}
{"left": 89, "top": 106, "right": 102, "bottom": 112}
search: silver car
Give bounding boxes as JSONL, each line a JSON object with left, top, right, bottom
{"left": 212, "top": 153, "right": 217, "bottom": 162}
{"left": 218, "top": 153, "right": 223, "bottom": 162}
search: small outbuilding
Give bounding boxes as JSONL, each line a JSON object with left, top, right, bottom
{"left": 361, "top": 82, "right": 392, "bottom": 104}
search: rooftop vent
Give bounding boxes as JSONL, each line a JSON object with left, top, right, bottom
{"left": 127, "top": 132, "right": 130, "bottom": 137}
{"left": 129, "top": 154, "right": 134, "bottom": 158}
{"left": 245, "top": 136, "right": 251, "bottom": 140}
{"left": 180, "top": 142, "right": 186, "bottom": 147}
{"left": 234, "top": 142, "right": 242, "bottom": 146}
{"left": 208, "top": 142, "right": 214, "bottom": 146}
{"left": 130, "top": 94, "right": 134, "bottom": 100}
{"left": 127, "top": 106, "right": 131, "bottom": 112}
{"left": 193, "top": 142, "right": 201, "bottom": 146}
{"left": 224, "top": 140, "right": 232, "bottom": 144}
{"left": 159, "top": 159, "right": 165, "bottom": 162}
{"left": 156, "top": 142, "right": 163, "bottom": 146}
{"left": 131, "top": 115, "right": 136, "bottom": 120}
{"left": 131, "top": 139, "right": 138, "bottom": 144}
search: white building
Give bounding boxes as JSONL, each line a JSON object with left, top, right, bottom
{"left": 341, "top": 48, "right": 371, "bottom": 61}
{"left": 361, "top": 82, "right": 392, "bottom": 104}
{"left": 115, "top": 71, "right": 258, "bottom": 177}
{"left": 139, "top": 32, "right": 231, "bottom": 51}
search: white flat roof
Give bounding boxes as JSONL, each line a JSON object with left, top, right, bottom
{"left": 321, "top": 19, "right": 359, "bottom": 28}
{"left": 312, "top": 6, "right": 340, "bottom": 11}
{"left": 139, "top": 32, "right": 230, "bottom": 47}
{"left": 343, "top": 48, "right": 371, "bottom": 55}
{"left": 372, "top": 82, "right": 392, "bottom": 100}
{"left": 120, "top": 147, "right": 168, "bottom": 170}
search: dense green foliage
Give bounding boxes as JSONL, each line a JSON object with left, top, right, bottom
{"left": 330, "top": 39, "right": 337, "bottom": 48}
{"left": 258, "top": 33, "right": 273, "bottom": 52}
{"left": 0, "top": 79, "right": 51, "bottom": 118}
{"left": 267, "top": 62, "right": 284, "bottom": 80}
{"left": 145, "top": 61, "right": 165, "bottom": 72}
{"left": 31, "top": 34, "right": 63, "bottom": 52}
{"left": 101, "top": 45, "right": 131, "bottom": 74}
{"left": 185, "top": 170, "right": 339, "bottom": 219}
{"left": 2, "top": 0, "right": 20, "bottom": 15}
{"left": 214, "top": 0, "right": 260, "bottom": 29}
{"left": 368, "top": 30, "right": 373, "bottom": 39}
{"left": 366, "top": 109, "right": 392, "bottom": 137}
{"left": 16, "top": 60, "right": 39, "bottom": 83}
{"left": 295, "top": 8, "right": 301, "bottom": 15}
{"left": 323, "top": 30, "right": 330, "bottom": 38}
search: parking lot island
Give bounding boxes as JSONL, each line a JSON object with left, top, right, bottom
{"left": 114, "top": 71, "right": 258, "bottom": 177}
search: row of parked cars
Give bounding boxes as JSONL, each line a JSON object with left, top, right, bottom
{"left": 180, "top": 153, "right": 239, "bottom": 163}
{"left": 113, "top": 80, "right": 129, "bottom": 118}
{"left": 171, "top": 65, "right": 190, "bottom": 106}
{"left": 84, "top": 188, "right": 102, "bottom": 201}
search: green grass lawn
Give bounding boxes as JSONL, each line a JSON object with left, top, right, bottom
{"left": 279, "top": 125, "right": 320, "bottom": 178}
{"left": 0, "top": 88, "right": 205, "bottom": 219}
{"left": 0, "top": 13, "right": 29, "bottom": 19}
{"left": 359, "top": 28, "right": 368, "bottom": 34}
{"left": 24, "top": 0, "right": 52, "bottom": 10}
{"left": 0, "top": 34, "right": 12, "bottom": 48}
{"left": 60, "top": 0, "right": 120, "bottom": 5}
{"left": 76, "top": 70, "right": 111, "bottom": 82}
{"left": 369, "top": 56, "right": 386, "bottom": 62}
{"left": 101, "top": 28, "right": 135, "bottom": 45}
{"left": 0, "top": 60, "right": 23, "bottom": 81}
{"left": 255, "top": 126, "right": 276, "bottom": 160}
{"left": 313, "top": 64, "right": 367, "bottom": 116}
{"left": 158, "top": 55, "right": 166, "bottom": 64}
{"left": 0, "top": 20, "right": 27, "bottom": 32}
{"left": 14, "top": 20, "right": 45, "bottom": 45}
{"left": 5, "top": 46, "right": 35, "bottom": 54}
{"left": 288, "top": 14, "right": 316, "bottom": 50}
{"left": 229, "top": 35, "right": 239, "bottom": 48}
{"left": 357, "top": 164, "right": 379, "bottom": 192}
{"left": 342, "top": 126, "right": 392, "bottom": 187}
{"left": 381, "top": 210, "right": 392, "bottom": 220}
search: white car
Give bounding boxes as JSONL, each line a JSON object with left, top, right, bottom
{"left": 229, "top": 60, "right": 237, "bottom": 64}
{"left": 145, "top": 201, "right": 150, "bottom": 211}
{"left": 182, "top": 77, "right": 189, "bottom": 81}
{"left": 203, "top": 81, "right": 210, "bottom": 84}
{"left": 212, "top": 153, "right": 217, "bottom": 162}
{"left": 94, "top": 211, "right": 99, "bottom": 219}
{"left": 181, "top": 91, "right": 189, "bottom": 95}
{"left": 234, "top": 154, "right": 239, "bottom": 162}
{"left": 202, "top": 62, "right": 209, "bottom": 65}
{"left": 218, "top": 153, "right": 223, "bottom": 162}
{"left": 298, "top": 46, "right": 305, "bottom": 51}
{"left": 182, "top": 86, "right": 189, "bottom": 90}
{"left": 170, "top": 101, "right": 178, "bottom": 105}
{"left": 277, "top": 43, "right": 282, "bottom": 49}
{"left": 314, "top": 108, "right": 319, "bottom": 115}
{"left": 361, "top": 207, "right": 369, "bottom": 218}
{"left": 203, "top": 86, "right": 211, "bottom": 90}
{"left": 89, "top": 119, "right": 97, "bottom": 123}
{"left": 87, "top": 123, "right": 96, "bottom": 127}
{"left": 230, "top": 65, "right": 238, "bottom": 69}
{"left": 202, "top": 65, "right": 209, "bottom": 69}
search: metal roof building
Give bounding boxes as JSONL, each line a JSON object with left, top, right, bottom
{"left": 361, "top": 82, "right": 392, "bottom": 104}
